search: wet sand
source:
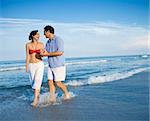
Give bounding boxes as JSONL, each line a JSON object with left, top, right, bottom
{"left": 0, "top": 71, "right": 149, "bottom": 121}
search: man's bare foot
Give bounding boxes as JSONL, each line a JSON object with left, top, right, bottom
{"left": 50, "top": 94, "right": 56, "bottom": 104}
{"left": 31, "top": 100, "right": 38, "bottom": 107}
{"left": 63, "top": 93, "right": 71, "bottom": 100}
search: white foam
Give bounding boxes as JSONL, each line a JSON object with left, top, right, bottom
{"left": 0, "top": 66, "right": 26, "bottom": 72}
{"left": 38, "top": 93, "right": 59, "bottom": 107}
{"left": 141, "top": 55, "right": 149, "bottom": 58}
{"left": 66, "top": 67, "right": 149, "bottom": 87}
{"left": 66, "top": 60, "right": 107, "bottom": 66}
{"left": 38, "top": 91, "right": 76, "bottom": 107}
{"left": 60, "top": 91, "right": 77, "bottom": 99}
{"left": 17, "top": 94, "right": 30, "bottom": 101}
{"left": 65, "top": 80, "right": 86, "bottom": 86}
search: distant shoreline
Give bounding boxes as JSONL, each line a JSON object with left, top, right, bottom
{"left": 0, "top": 54, "right": 149, "bottom": 62}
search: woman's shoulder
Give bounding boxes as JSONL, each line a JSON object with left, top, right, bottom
{"left": 38, "top": 41, "right": 44, "bottom": 46}
{"left": 38, "top": 41, "right": 44, "bottom": 44}
{"left": 26, "top": 42, "right": 31, "bottom": 47}
{"left": 37, "top": 42, "right": 44, "bottom": 48}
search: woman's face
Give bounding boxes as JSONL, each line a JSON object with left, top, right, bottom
{"left": 33, "top": 32, "right": 40, "bottom": 40}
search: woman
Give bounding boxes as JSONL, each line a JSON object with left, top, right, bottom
{"left": 26, "top": 30, "right": 44, "bottom": 107}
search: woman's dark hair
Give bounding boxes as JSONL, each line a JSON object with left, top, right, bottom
{"left": 29, "top": 30, "right": 38, "bottom": 41}
{"left": 44, "top": 25, "right": 54, "bottom": 34}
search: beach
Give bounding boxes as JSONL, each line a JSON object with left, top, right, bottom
{"left": 0, "top": 70, "right": 149, "bottom": 121}
{"left": 0, "top": 0, "right": 149, "bottom": 120}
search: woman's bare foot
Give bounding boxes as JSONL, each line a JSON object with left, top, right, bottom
{"left": 31, "top": 89, "right": 39, "bottom": 107}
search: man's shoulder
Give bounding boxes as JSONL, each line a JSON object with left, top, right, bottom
{"left": 45, "top": 40, "right": 49, "bottom": 44}
{"left": 55, "top": 35, "right": 63, "bottom": 41}
{"left": 55, "top": 36, "right": 64, "bottom": 46}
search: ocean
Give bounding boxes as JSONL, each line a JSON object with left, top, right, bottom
{"left": 0, "top": 55, "right": 149, "bottom": 121}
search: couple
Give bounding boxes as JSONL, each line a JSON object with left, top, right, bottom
{"left": 26, "top": 25, "right": 70, "bottom": 107}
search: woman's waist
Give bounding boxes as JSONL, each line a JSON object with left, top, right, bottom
{"left": 29, "top": 59, "right": 43, "bottom": 64}
{"left": 29, "top": 61, "right": 44, "bottom": 69}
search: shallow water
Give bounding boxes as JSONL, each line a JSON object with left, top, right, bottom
{"left": 0, "top": 55, "right": 149, "bottom": 109}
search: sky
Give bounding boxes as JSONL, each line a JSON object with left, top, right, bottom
{"left": 0, "top": 0, "right": 149, "bottom": 61}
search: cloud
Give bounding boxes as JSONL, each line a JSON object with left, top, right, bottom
{"left": 0, "top": 18, "right": 148, "bottom": 60}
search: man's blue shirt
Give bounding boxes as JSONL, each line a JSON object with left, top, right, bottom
{"left": 45, "top": 35, "right": 65, "bottom": 68}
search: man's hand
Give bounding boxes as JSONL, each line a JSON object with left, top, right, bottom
{"left": 40, "top": 49, "right": 63, "bottom": 57}
{"left": 40, "top": 49, "right": 45, "bottom": 55}
{"left": 40, "top": 49, "right": 49, "bottom": 56}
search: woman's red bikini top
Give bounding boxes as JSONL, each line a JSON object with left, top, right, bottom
{"left": 29, "top": 49, "right": 40, "bottom": 54}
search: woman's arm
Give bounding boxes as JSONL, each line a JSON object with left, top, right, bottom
{"left": 40, "top": 43, "right": 47, "bottom": 57}
{"left": 26, "top": 44, "right": 30, "bottom": 72}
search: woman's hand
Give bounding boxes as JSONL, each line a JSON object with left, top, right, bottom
{"left": 26, "top": 66, "right": 29, "bottom": 73}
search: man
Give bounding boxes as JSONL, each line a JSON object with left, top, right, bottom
{"left": 41, "top": 25, "right": 70, "bottom": 103}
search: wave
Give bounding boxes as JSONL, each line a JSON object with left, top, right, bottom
{"left": 0, "top": 66, "right": 26, "bottom": 72}
{"left": 65, "top": 67, "right": 149, "bottom": 86}
{"left": 141, "top": 54, "right": 149, "bottom": 58}
{"left": 0, "top": 67, "right": 149, "bottom": 90}
{"left": 66, "top": 60, "right": 107, "bottom": 66}
{"left": 0, "top": 60, "right": 107, "bottom": 72}
{"left": 0, "top": 84, "right": 31, "bottom": 90}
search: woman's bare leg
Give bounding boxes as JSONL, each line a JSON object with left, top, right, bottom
{"left": 32, "top": 89, "right": 40, "bottom": 107}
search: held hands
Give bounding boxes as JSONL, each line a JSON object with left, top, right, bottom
{"left": 40, "top": 49, "right": 45, "bottom": 56}
{"left": 40, "top": 49, "right": 49, "bottom": 56}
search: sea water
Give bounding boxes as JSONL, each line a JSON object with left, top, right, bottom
{"left": 0, "top": 55, "right": 149, "bottom": 107}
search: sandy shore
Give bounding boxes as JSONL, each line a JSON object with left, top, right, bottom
{"left": 0, "top": 71, "right": 149, "bottom": 121}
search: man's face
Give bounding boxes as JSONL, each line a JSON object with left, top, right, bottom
{"left": 44, "top": 30, "right": 50, "bottom": 38}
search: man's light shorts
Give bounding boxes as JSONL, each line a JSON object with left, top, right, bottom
{"left": 48, "top": 66, "right": 66, "bottom": 81}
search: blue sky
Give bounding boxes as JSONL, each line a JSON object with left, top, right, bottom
{"left": 1, "top": 0, "right": 149, "bottom": 26}
{"left": 0, "top": 0, "right": 149, "bottom": 60}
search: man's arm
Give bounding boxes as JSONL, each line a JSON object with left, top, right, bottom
{"left": 40, "top": 50, "right": 63, "bottom": 57}
{"left": 41, "top": 37, "right": 64, "bottom": 57}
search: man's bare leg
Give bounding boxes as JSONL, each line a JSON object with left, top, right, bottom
{"left": 48, "top": 80, "right": 56, "bottom": 103}
{"left": 56, "top": 81, "right": 70, "bottom": 100}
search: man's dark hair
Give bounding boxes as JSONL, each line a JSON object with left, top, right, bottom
{"left": 44, "top": 25, "right": 54, "bottom": 34}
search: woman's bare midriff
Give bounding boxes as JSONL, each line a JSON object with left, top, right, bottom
{"left": 29, "top": 53, "right": 42, "bottom": 63}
